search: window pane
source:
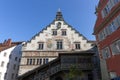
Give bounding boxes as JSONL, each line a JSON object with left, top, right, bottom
{"left": 40, "top": 59, "right": 42, "bottom": 65}
{"left": 75, "top": 42, "right": 80, "bottom": 49}
{"left": 33, "top": 59, "right": 35, "bottom": 65}
{"left": 36, "top": 59, "right": 39, "bottom": 65}
{"left": 27, "top": 59, "right": 29, "bottom": 65}
{"left": 56, "top": 40, "right": 63, "bottom": 49}
{"left": 4, "top": 52, "right": 7, "bottom": 57}
{"left": 1, "top": 61, "right": 4, "bottom": 67}
{"left": 4, "top": 73, "right": 7, "bottom": 79}
{"left": 52, "top": 30, "right": 57, "bottom": 35}
{"left": 102, "top": 47, "right": 110, "bottom": 59}
{"left": 111, "top": 40, "right": 120, "bottom": 55}
{"left": 45, "top": 58, "right": 49, "bottom": 64}
{"left": 30, "top": 59, "right": 32, "bottom": 65}
{"left": 38, "top": 43, "right": 44, "bottom": 50}
{"left": 62, "top": 30, "right": 67, "bottom": 36}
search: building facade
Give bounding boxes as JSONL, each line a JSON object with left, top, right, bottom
{"left": 0, "top": 39, "right": 22, "bottom": 80}
{"left": 18, "top": 51, "right": 100, "bottom": 80}
{"left": 19, "top": 10, "right": 96, "bottom": 76}
{"left": 94, "top": 0, "right": 120, "bottom": 80}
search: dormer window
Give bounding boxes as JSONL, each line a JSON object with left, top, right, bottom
{"left": 38, "top": 42, "right": 44, "bottom": 50}
{"left": 52, "top": 29, "right": 57, "bottom": 35}
{"left": 62, "top": 29, "right": 67, "bottom": 36}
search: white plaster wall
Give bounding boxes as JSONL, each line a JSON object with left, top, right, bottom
{"left": 0, "top": 44, "right": 22, "bottom": 80}
{"left": 19, "top": 20, "right": 94, "bottom": 75}
{"left": 23, "top": 21, "right": 93, "bottom": 51}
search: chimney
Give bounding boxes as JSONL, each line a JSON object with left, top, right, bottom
{"left": 6, "top": 39, "right": 12, "bottom": 46}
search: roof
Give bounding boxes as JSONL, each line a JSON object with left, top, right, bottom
{"left": 25, "top": 10, "right": 91, "bottom": 45}
{"left": 0, "top": 39, "right": 22, "bottom": 52}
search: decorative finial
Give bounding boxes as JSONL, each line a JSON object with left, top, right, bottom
{"left": 58, "top": 8, "right": 61, "bottom": 12}
{"left": 56, "top": 8, "right": 63, "bottom": 21}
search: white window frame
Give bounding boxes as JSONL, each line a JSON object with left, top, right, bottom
{"left": 38, "top": 42, "right": 44, "bottom": 50}
{"left": 56, "top": 40, "right": 63, "bottom": 50}
{"left": 101, "top": 47, "right": 111, "bottom": 59}
{"left": 111, "top": 39, "right": 120, "bottom": 55}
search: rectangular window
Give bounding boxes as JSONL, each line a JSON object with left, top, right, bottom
{"left": 0, "top": 72, "right": 1, "bottom": 79}
{"left": 4, "top": 73, "right": 7, "bottom": 79}
{"left": 15, "top": 57, "right": 17, "bottom": 61}
{"left": 38, "top": 42, "right": 44, "bottom": 50}
{"left": 98, "top": 31, "right": 104, "bottom": 41}
{"left": 45, "top": 58, "right": 49, "bottom": 64}
{"left": 30, "top": 59, "right": 32, "bottom": 65}
{"left": 111, "top": 39, "right": 120, "bottom": 55}
{"left": 36, "top": 58, "right": 42, "bottom": 65}
{"left": 52, "top": 29, "right": 57, "bottom": 35}
{"left": 113, "top": 0, "right": 120, "bottom": 4}
{"left": 9, "top": 54, "right": 12, "bottom": 59}
{"left": 4, "top": 52, "right": 7, "bottom": 57}
{"left": 36, "top": 59, "right": 39, "bottom": 65}
{"left": 11, "top": 73, "right": 14, "bottom": 79}
{"left": 109, "top": 72, "right": 117, "bottom": 79}
{"left": 114, "top": 18, "right": 119, "bottom": 29}
{"left": 62, "top": 29, "right": 67, "bottom": 36}
{"left": 101, "top": 47, "right": 111, "bottom": 59}
{"left": 19, "top": 58, "right": 21, "bottom": 62}
{"left": 13, "top": 64, "right": 16, "bottom": 70}
{"left": 117, "top": 15, "right": 120, "bottom": 26}
{"left": 27, "top": 59, "right": 29, "bottom": 65}
{"left": 33, "top": 59, "right": 35, "bottom": 65}
{"left": 39, "top": 59, "right": 42, "bottom": 65}
{"left": 43, "top": 58, "right": 46, "bottom": 64}
{"left": 101, "top": 0, "right": 120, "bottom": 18}
{"left": 7, "top": 63, "right": 9, "bottom": 68}
{"left": 56, "top": 40, "right": 63, "bottom": 49}
{"left": 1, "top": 61, "right": 4, "bottom": 67}
{"left": 16, "top": 74, "right": 18, "bottom": 79}
{"left": 75, "top": 42, "right": 80, "bottom": 49}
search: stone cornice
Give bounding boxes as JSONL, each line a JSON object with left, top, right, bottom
{"left": 93, "top": 3, "right": 120, "bottom": 35}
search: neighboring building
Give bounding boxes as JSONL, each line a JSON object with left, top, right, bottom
{"left": 19, "top": 10, "right": 97, "bottom": 76}
{"left": 0, "top": 39, "right": 22, "bottom": 80}
{"left": 18, "top": 51, "right": 100, "bottom": 80}
{"left": 94, "top": 0, "right": 120, "bottom": 80}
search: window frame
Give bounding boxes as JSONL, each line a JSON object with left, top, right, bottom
{"left": 101, "top": 47, "right": 111, "bottom": 59}
{"left": 52, "top": 29, "right": 57, "bottom": 36}
{"left": 1, "top": 61, "right": 5, "bottom": 67}
{"left": 74, "top": 42, "right": 81, "bottom": 49}
{"left": 38, "top": 42, "right": 44, "bottom": 50}
{"left": 111, "top": 39, "right": 120, "bottom": 55}
{"left": 56, "top": 40, "right": 63, "bottom": 50}
{"left": 61, "top": 29, "right": 67, "bottom": 36}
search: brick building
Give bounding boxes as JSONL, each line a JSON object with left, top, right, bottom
{"left": 93, "top": 0, "right": 120, "bottom": 80}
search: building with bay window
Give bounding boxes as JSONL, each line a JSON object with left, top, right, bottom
{"left": 94, "top": 0, "right": 120, "bottom": 80}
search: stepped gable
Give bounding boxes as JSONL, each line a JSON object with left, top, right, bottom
{"left": 25, "top": 10, "right": 90, "bottom": 45}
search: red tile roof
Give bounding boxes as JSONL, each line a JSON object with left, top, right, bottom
{"left": 0, "top": 39, "right": 22, "bottom": 52}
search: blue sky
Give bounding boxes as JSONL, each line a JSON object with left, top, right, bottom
{"left": 0, "top": 0, "right": 99, "bottom": 42}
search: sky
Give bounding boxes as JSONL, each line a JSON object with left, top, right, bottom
{"left": 0, "top": 0, "right": 99, "bottom": 42}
